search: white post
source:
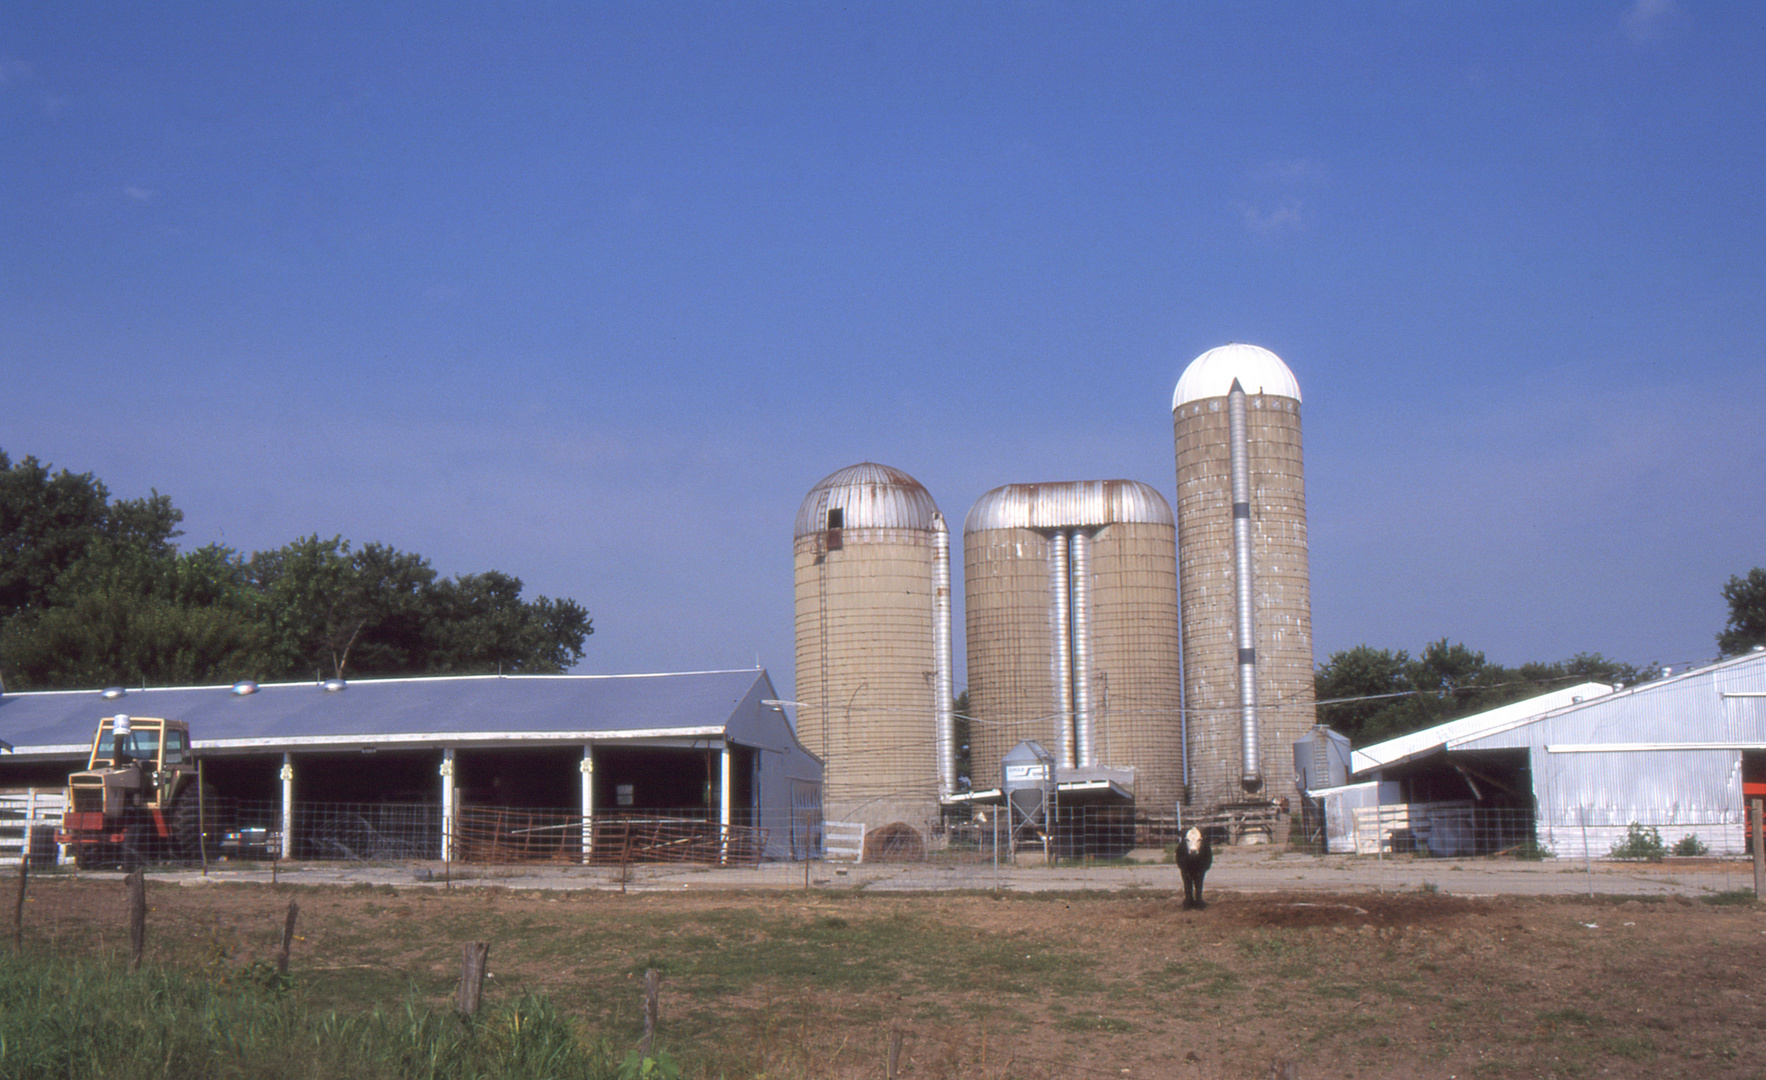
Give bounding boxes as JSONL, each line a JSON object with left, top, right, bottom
{"left": 719, "top": 741, "right": 733, "bottom": 865}
{"left": 279, "top": 754, "right": 295, "bottom": 860}
{"left": 439, "top": 749, "right": 457, "bottom": 862}
{"left": 580, "top": 745, "right": 595, "bottom": 864}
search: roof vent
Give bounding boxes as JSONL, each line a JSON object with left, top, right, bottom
{"left": 231, "top": 680, "right": 259, "bottom": 696}
{"left": 322, "top": 678, "right": 347, "bottom": 693}
{"left": 102, "top": 686, "right": 126, "bottom": 700}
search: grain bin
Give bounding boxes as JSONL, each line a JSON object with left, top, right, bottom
{"left": 1173, "top": 344, "right": 1315, "bottom": 817}
{"left": 793, "top": 463, "right": 951, "bottom": 832}
{"left": 963, "top": 480, "right": 1184, "bottom": 814}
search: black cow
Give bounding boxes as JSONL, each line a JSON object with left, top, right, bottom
{"left": 1176, "top": 825, "right": 1213, "bottom": 909}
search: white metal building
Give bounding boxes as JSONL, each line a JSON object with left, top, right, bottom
{"left": 1341, "top": 650, "right": 1766, "bottom": 858}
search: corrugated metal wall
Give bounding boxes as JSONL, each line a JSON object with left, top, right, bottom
{"left": 1174, "top": 392, "right": 1314, "bottom": 812}
{"left": 1455, "top": 655, "right": 1766, "bottom": 857}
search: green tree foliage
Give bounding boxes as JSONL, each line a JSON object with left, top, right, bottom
{"left": 1718, "top": 567, "right": 1766, "bottom": 656}
{"left": 1315, "top": 639, "right": 1651, "bottom": 745}
{"left": 0, "top": 450, "right": 592, "bottom": 690}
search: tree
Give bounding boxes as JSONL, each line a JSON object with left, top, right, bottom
{"left": 246, "top": 536, "right": 592, "bottom": 680}
{"left": 1314, "top": 640, "right": 1655, "bottom": 745}
{"left": 1718, "top": 568, "right": 1766, "bottom": 656}
{"left": 0, "top": 451, "right": 594, "bottom": 689}
{"left": 0, "top": 543, "right": 261, "bottom": 689}
{"left": 0, "top": 450, "right": 180, "bottom": 618}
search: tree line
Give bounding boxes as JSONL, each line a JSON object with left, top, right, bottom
{"left": 1315, "top": 568, "right": 1766, "bottom": 745}
{"left": 0, "top": 450, "right": 592, "bottom": 691}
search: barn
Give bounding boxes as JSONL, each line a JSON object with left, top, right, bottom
{"left": 1330, "top": 649, "right": 1766, "bottom": 858}
{"left": 0, "top": 668, "right": 824, "bottom": 864}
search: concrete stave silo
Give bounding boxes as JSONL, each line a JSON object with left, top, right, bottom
{"left": 793, "top": 463, "right": 951, "bottom": 831}
{"left": 964, "top": 480, "right": 1185, "bottom": 814}
{"left": 1173, "top": 344, "right": 1315, "bottom": 820}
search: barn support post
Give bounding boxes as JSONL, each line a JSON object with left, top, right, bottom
{"left": 580, "top": 745, "right": 595, "bottom": 864}
{"left": 440, "top": 749, "right": 457, "bottom": 863}
{"left": 279, "top": 755, "right": 295, "bottom": 860}
{"left": 719, "top": 741, "right": 733, "bottom": 865}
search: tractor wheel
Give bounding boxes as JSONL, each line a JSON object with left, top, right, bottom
{"left": 169, "top": 784, "right": 222, "bottom": 861}
{"left": 74, "top": 843, "right": 113, "bottom": 871}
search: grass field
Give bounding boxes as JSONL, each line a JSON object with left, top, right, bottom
{"left": 4, "top": 873, "right": 1764, "bottom": 1078}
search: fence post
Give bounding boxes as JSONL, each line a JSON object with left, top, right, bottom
{"left": 1751, "top": 798, "right": 1764, "bottom": 900}
{"left": 639, "top": 967, "right": 661, "bottom": 1057}
{"left": 277, "top": 899, "right": 300, "bottom": 975}
{"left": 458, "top": 941, "right": 489, "bottom": 1016}
{"left": 126, "top": 869, "right": 146, "bottom": 972}
{"left": 12, "top": 855, "right": 26, "bottom": 953}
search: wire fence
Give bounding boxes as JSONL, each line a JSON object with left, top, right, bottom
{"left": 1310, "top": 799, "right": 1763, "bottom": 861}
{"left": 12, "top": 796, "right": 1764, "bottom": 891}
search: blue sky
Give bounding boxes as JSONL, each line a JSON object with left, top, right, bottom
{"left": 4, "top": 2, "right": 1761, "bottom": 701}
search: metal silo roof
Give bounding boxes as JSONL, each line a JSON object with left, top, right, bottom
{"left": 1173, "top": 343, "right": 1301, "bottom": 408}
{"left": 793, "top": 462, "right": 940, "bottom": 538}
{"left": 962, "top": 479, "right": 1173, "bottom": 534}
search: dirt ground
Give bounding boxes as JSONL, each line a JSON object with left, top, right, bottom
{"left": 12, "top": 875, "right": 1766, "bottom": 1079}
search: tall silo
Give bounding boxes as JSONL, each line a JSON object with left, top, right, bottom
{"left": 964, "top": 480, "right": 1184, "bottom": 813}
{"left": 793, "top": 463, "right": 953, "bottom": 832}
{"left": 1172, "top": 344, "right": 1315, "bottom": 818}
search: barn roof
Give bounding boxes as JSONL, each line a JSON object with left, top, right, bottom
{"left": 1350, "top": 682, "right": 1616, "bottom": 775}
{"left": 0, "top": 669, "right": 783, "bottom": 760}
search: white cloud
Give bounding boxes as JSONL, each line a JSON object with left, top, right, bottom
{"left": 123, "top": 186, "right": 154, "bottom": 202}
{"left": 1622, "top": 0, "right": 1677, "bottom": 43}
{"left": 1242, "top": 198, "right": 1303, "bottom": 234}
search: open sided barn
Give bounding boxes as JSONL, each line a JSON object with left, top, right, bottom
{"left": 0, "top": 669, "right": 823, "bottom": 864}
{"left": 1337, "top": 649, "right": 1766, "bottom": 858}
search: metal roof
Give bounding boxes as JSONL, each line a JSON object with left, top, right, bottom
{"left": 1350, "top": 682, "right": 1616, "bottom": 775}
{"left": 0, "top": 669, "right": 778, "bottom": 759}
{"left": 1172, "top": 343, "right": 1301, "bottom": 408}
{"left": 793, "top": 462, "right": 940, "bottom": 538}
{"left": 1449, "top": 651, "right": 1766, "bottom": 755}
{"left": 963, "top": 479, "right": 1173, "bottom": 534}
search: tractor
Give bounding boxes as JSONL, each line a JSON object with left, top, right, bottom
{"left": 55, "top": 714, "right": 217, "bottom": 868}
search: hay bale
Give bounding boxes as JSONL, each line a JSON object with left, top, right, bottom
{"left": 862, "top": 822, "right": 925, "bottom": 862}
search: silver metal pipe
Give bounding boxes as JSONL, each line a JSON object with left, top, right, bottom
{"left": 1071, "top": 529, "right": 1095, "bottom": 768}
{"left": 933, "top": 512, "right": 956, "bottom": 798}
{"left": 1050, "top": 530, "right": 1075, "bottom": 768}
{"left": 1228, "top": 379, "right": 1263, "bottom": 792}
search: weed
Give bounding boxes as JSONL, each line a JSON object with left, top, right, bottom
{"left": 1670, "top": 833, "right": 1708, "bottom": 857}
{"left": 1608, "top": 822, "right": 1666, "bottom": 862}
{"left": 1509, "top": 838, "right": 1554, "bottom": 861}
{"left": 1702, "top": 889, "right": 1760, "bottom": 907}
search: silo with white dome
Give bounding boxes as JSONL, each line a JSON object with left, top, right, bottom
{"left": 1173, "top": 344, "right": 1315, "bottom": 820}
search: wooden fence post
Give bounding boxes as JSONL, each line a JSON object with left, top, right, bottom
{"left": 126, "top": 870, "right": 146, "bottom": 972}
{"left": 886, "top": 1025, "right": 904, "bottom": 1079}
{"left": 457, "top": 941, "right": 490, "bottom": 1016}
{"left": 639, "top": 968, "right": 661, "bottom": 1057}
{"left": 12, "top": 855, "right": 26, "bottom": 953}
{"left": 277, "top": 899, "right": 300, "bottom": 974}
